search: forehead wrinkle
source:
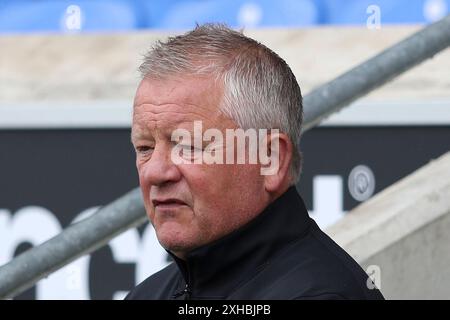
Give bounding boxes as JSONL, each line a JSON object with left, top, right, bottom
{"left": 134, "top": 101, "right": 219, "bottom": 116}
{"left": 132, "top": 118, "right": 174, "bottom": 142}
{"left": 132, "top": 114, "right": 204, "bottom": 144}
{"left": 133, "top": 101, "right": 223, "bottom": 129}
{"left": 134, "top": 80, "right": 222, "bottom": 107}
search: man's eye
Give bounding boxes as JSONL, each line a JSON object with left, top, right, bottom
{"left": 135, "top": 146, "right": 153, "bottom": 154}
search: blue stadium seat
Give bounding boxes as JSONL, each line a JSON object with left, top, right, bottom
{"left": 132, "top": 0, "right": 183, "bottom": 29}
{"left": 318, "top": 0, "right": 449, "bottom": 25}
{"left": 0, "top": 0, "right": 146, "bottom": 33}
{"left": 153, "top": 0, "right": 319, "bottom": 29}
{"left": 1, "top": 0, "right": 447, "bottom": 33}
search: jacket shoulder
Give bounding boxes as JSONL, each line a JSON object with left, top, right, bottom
{"left": 125, "top": 263, "right": 180, "bottom": 300}
{"left": 277, "top": 222, "right": 384, "bottom": 300}
{"left": 235, "top": 220, "right": 384, "bottom": 300}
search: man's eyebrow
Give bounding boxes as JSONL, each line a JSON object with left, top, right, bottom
{"left": 131, "top": 128, "right": 161, "bottom": 141}
{"left": 131, "top": 131, "right": 149, "bottom": 143}
{"left": 131, "top": 122, "right": 195, "bottom": 144}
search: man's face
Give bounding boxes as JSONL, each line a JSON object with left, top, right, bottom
{"left": 131, "top": 75, "right": 269, "bottom": 257}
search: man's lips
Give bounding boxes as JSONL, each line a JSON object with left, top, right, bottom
{"left": 152, "top": 198, "right": 188, "bottom": 209}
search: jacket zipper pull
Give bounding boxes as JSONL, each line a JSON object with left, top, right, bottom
{"left": 172, "top": 283, "right": 192, "bottom": 300}
{"left": 184, "top": 283, "right": 192, "bottom": 300}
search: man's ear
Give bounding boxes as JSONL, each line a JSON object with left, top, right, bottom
{"left": 262, "top": 132, "right": 293, "bottom": 193}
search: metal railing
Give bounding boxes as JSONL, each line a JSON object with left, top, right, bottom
{"left": 1, "top": 14, "right": 450, "bottom": 299}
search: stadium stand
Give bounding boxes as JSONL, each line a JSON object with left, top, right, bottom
{"left": 0, "top": 0, "right": 146, "bottom": 33}
{"left": 0, "top": 0, "right": 448, "bottom": 33}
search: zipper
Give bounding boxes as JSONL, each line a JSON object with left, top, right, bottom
{"left": 172, "top": 259, "right": 193, "bottom": 300}
{"left": 172, "top": 283, "right": 191, "bottom": 299}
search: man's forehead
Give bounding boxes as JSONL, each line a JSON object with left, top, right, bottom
{"left": 131, "top": 76, "right": 240, "bottom": 141}
{"left": 134, "top": 75, "right": 222, "bottom": 108}
{"left": 132, "top": 101, "right": 220, "bottom": 131}
{"left": 131, "top": 108, "right": 226, "bottom": 143}
{"left": 132, "top": 116, "right": 197, "bottom": 136}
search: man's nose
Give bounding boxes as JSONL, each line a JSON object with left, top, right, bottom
{"left": 139, "top": 145, "right": 181, "bottom": 186}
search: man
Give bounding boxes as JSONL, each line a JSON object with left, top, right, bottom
{"left": 126, "top": 23, "right": 384, "bottom": 300}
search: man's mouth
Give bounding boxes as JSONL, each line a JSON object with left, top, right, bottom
{"left": 152, "top": 198, "right": 188, "bottom": 209}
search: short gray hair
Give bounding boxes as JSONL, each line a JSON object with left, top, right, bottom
{"left": 139, "top": 23, "right": 303, "bottom": 184}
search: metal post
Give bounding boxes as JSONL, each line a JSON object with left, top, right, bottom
{"left": 1, "top": 14, "right": 450, "bottom": 299}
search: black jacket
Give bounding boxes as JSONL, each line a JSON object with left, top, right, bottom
{"left": 125, "top": 186, "right": 384, "bottom": 300}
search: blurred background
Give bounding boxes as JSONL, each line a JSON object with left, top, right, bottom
{"left": 0, "top": 0, "right": 449, "bottom": 32}
{"left": 0, "top": 0, "right": 449, "bottom": 300}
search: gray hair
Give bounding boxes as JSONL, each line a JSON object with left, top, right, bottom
{"left": 139, "top": 23, "right": 303, "bottom": 184}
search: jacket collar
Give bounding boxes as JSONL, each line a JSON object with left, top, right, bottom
{"left": 168, "top": 186, "right": 311, "bottom": 298}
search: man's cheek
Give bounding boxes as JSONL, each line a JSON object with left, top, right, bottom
{"left": 137, "top": 166, "right": 146, "bottom": 186}
{"left": 147, "top": 209, "right": 159, "bottom": 229}
{"left": 141, "top": 195, "right": 154, "bottom": 218}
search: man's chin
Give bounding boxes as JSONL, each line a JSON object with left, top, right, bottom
{"left": 156, "top": 227, "right": 198, "bottom": 255}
